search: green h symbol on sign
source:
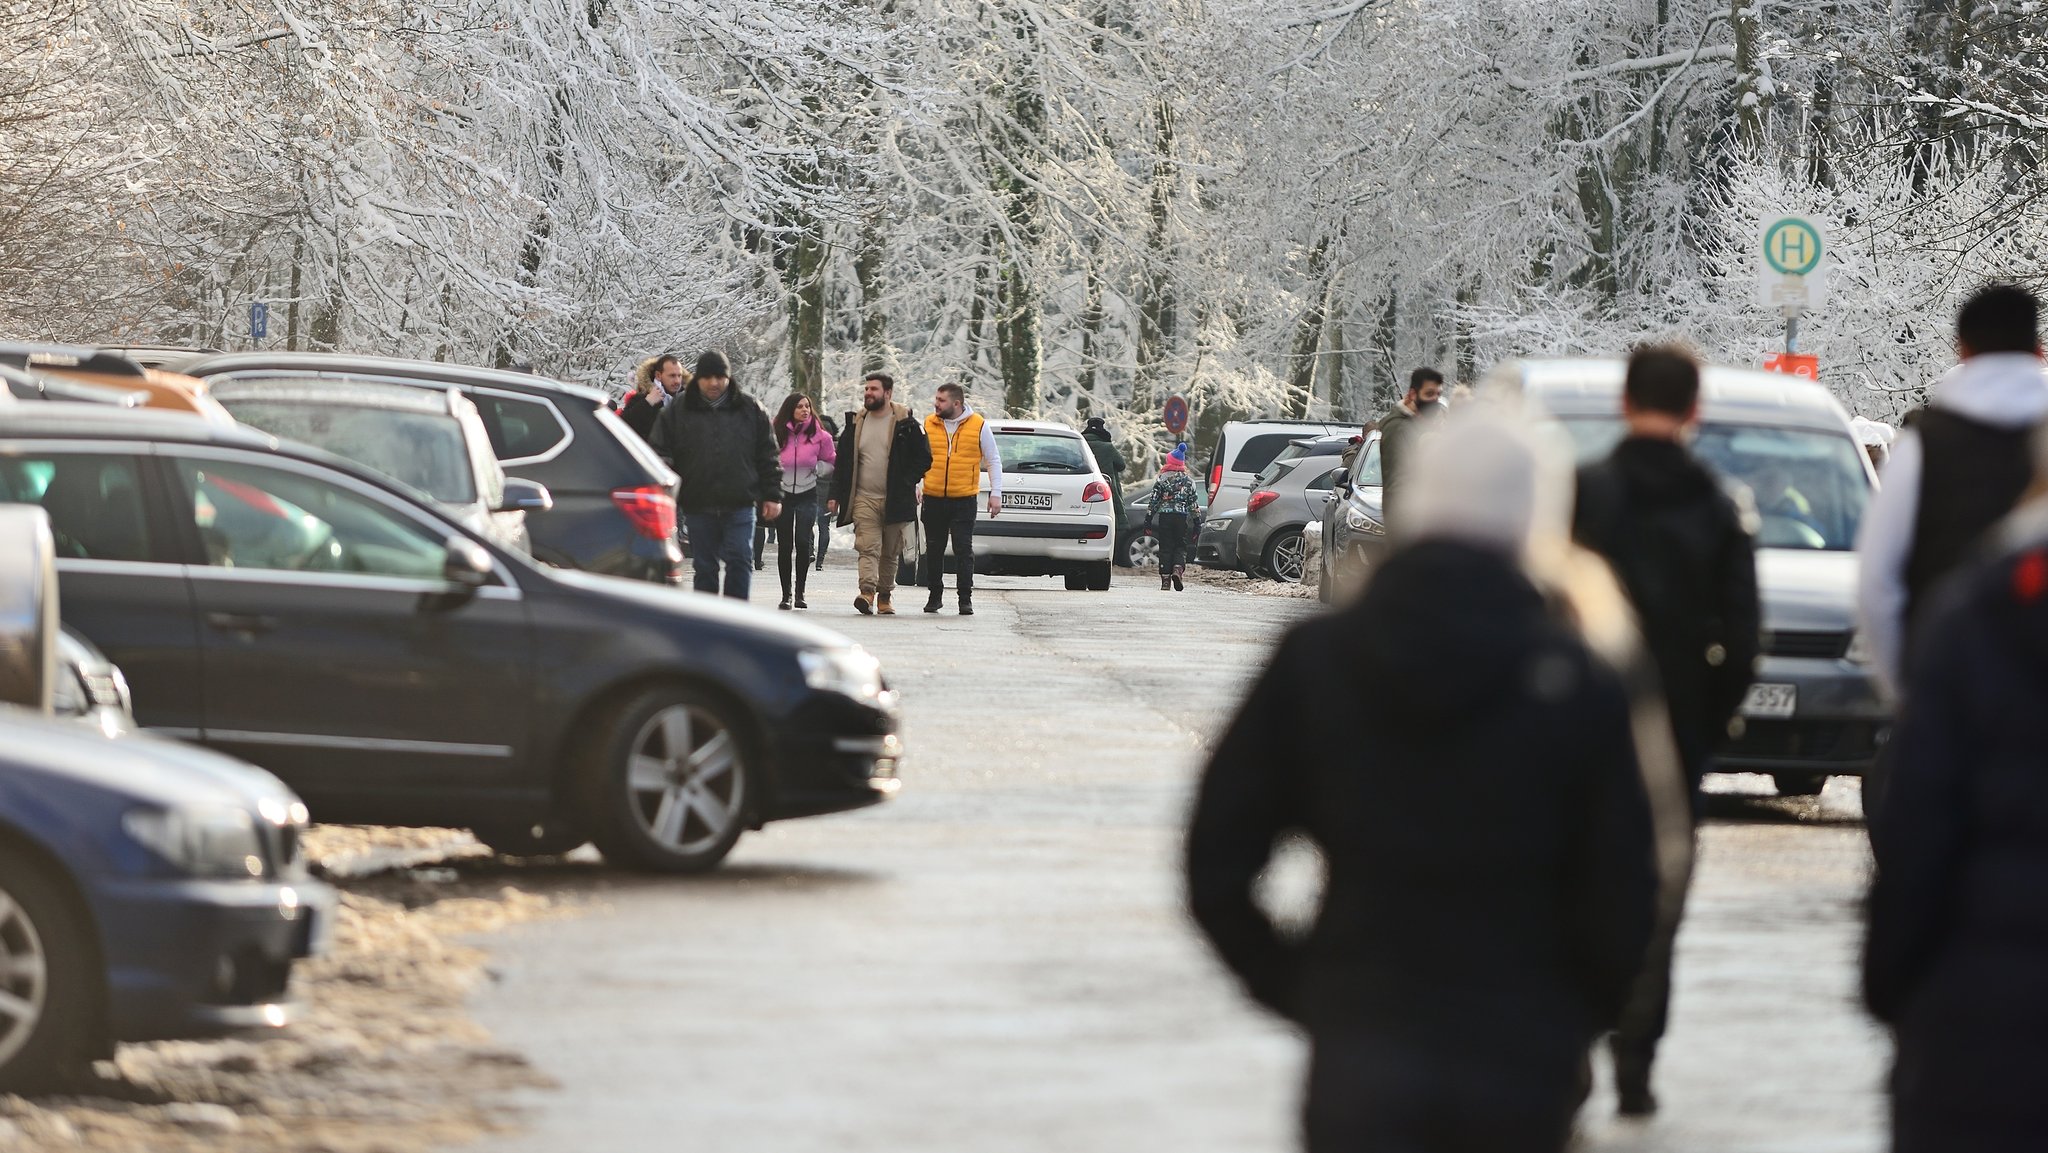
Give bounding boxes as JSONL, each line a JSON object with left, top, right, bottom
{"left": 1765, "top": 219, "right": 1822, "bottom": 276}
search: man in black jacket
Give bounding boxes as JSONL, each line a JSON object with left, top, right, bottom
{"left": 1189, "top": 411, "right": 1656, "bottom": 1153}
{"left": 647, "top": 350, "right": 782, "bottom": 600}
{"left": 1571, "top": 343, "right": 1760, "bottom": 1115}
{"left": 830, "top": 372, "right": 931, "bottom": 615}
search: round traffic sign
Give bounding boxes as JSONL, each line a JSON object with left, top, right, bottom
{"left": 1163, "top": 395, "right": 1189, "bottom": 437}
{"left": 1763, "top": 217, "right": 1824, "bottom": 276}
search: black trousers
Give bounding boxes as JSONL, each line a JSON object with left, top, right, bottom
{"left": 1155, "top": 512, "right": 1190, "bottom": 571}
{"left": 774, "top": 489, "right": 818, "bottom": 599}
{"left": 1305, "top": 1032, "right": 1579, "bottom": 1153}
{"left": 921, "top": 495, "right": 978, "bottom": 599}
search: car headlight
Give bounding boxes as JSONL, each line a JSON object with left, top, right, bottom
{"left": 123, "top": 806, "right": 268, "bottom": 879}
{"left": 1844, "top": 629, "right": 1873, "bottom": 665}
{"left": 1343, "top": 504, "right": 1385, "bottom": 535}
{"left": 799, "top": 646, "right": 886, "bottom": 704}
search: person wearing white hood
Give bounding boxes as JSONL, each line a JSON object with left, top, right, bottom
{"left": 1857, "top": 284, "right": 2048, "bottom": 704}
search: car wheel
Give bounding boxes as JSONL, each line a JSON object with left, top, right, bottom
{"left": 1772, "top": 773, "right": 1827, "bottom": 797}
{"left": 579, "top": 685, "right": 755, "bottom": 873}
{"left": 1123, "top": 530, "right": 1161, "bottom": 569}
{"left": 1063, "top": 571, "right": 1086, "bottom": 591}
{"left": 470, "top": 822, "right": 588, "bottom": 858}
{"left": 0, "top": 843, "right": 95, "bottom": 1093}
{"left": 1085, "top": 561, "right": 1112, "bottom": 591}
{"left": 1263, "top": 530, "right": 1307, "bottom": 583}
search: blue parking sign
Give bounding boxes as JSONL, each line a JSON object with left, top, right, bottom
{"left": 249, "top": 301, "right": 268, "bottom": 341}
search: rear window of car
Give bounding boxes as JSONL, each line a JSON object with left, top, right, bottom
{"left": 220, "top": 399, "right": 477, "bottom": 504}
{"left": 1230, "top": 433, "right": 1304, "bottom": 477}
{"left": 470, "top": 392, "right": 569, "bottom": 461}
{"left": 995, "top": 430, "right": 1093, "bottom": 475}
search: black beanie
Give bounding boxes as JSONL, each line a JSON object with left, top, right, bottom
{"left": 694, "top": 350, "right": 730, "bottom": 378}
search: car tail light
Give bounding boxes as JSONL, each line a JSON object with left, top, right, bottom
{"left": 611, "top": 485, "right": 677, "bottom": 541}
{"left": 1209, "top": 464, "right": 1222, "bottom": 502}
{"left": 1247, "top": 490, "right": 1279, "bottom": 514}
{"left": 1082, "top": 480, "right": 1111, "bottom": 503}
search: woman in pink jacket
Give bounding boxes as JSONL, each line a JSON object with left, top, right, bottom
{"left": 772, "top": 393, "right": 837, "bottom": 609}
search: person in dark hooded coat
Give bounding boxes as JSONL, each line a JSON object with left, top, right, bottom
{"left": 1081, "top": 416, "right": 1127, "bottom": 545}
{"left": 1866, "top": 439, "right": 2048, "bottom": 1152}
{"left": 1188, "top": 409, "right": 1657, "bottom": 1153}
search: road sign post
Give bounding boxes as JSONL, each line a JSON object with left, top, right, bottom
{"left": 249, "top": 301, "right": 269, "bottom": 343}
{"left": 1758, "top": 215, "right": 1827, "bottom": 355}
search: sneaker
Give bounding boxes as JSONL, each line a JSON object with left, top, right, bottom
{"left": 777, "top": 597, "right": 792, "bottom": 611}
{"left": 959, "top": 601, "right": 974, "bottom": 616}
{"left": 854, "top": 594, "right": 874, "bottom": 615}
{"left": 794, "top": 595, "right": 808, "bottom": 610}
{"left": 877, "top": 595, "right": 896, "bottom": 616}
{"left": 923, "top": 596, "right": 943, "bottom": 614}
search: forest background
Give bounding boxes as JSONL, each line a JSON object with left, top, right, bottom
{"left": 3, "top": 0, "right": 2043, "bottom": 465}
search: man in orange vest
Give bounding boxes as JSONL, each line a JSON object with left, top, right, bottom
{"left": 921, "top": 383, "right": 1004, "bottom": 615}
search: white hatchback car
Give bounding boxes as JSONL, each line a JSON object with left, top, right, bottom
{"left": 907, "top": 419, "right": 1116, "bottom": 591}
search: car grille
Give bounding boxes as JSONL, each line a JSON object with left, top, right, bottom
{"left": 1722, "top": 719, "right": 1883, "bottom": 763}
{"left": 267, "top": 822, "right": 305, "bottom": 877}
{"left": 1762, "top": 629, "right": 1850, "bottom": 659}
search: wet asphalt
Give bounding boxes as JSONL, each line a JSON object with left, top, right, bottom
{"left": 467, "top": 558, "right": 1886, "bottom": 1152}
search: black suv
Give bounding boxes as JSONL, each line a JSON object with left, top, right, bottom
{"left": 0, "top": 406, "right": 900, "bottom": 871}
{"left": 176, "top": 353, "right": 682, "bottom": 583}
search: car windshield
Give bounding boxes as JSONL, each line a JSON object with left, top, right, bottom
{"left": 220, "top": 399, "right": 477, "bottom": 504}
{"left": 1560, "top": 417, "right": 1870, "bottom": 551}
{"left": 995, "top": 431, "right": 1092, "bottom": 474}
{"left": 1353, "top": 438, "right": 1382, "bottom": 487}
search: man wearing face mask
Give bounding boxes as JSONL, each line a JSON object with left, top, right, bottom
{"left": 1377, "top": 367, "right": 1446, "bottom": 524}
{"left": 830, "top": 373, "right": 931, "bottom": 615}
{"left": 920, "top": 383, "right": 1003, "bottom": 616}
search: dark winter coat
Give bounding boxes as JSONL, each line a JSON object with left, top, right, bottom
{"left": 617, "top": 389, "right": 663, "bottom": 441}
{"left": 830, "top": 402, "right": 931, "bottom": 527}
{"left": 1866, "top": 523, "right": 2048, "bottom": 1151}
{"left": 1573, "top": 437, "right": 1761, "bottom": 789}
{"left": 1187, "top": 540, "right": 1657, "bottom": 1084}
{"left": 646, "top": 380, "right": 781, "bottom": 513}
{"left": 1082, "top": 428, "right": 1126, "bottom": 522}
{"left": 1377, "top": 405, "right": 1427, "bottom": 520}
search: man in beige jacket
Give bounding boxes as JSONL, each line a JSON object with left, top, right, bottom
{"left": 829, "top": 373, "right": 932, "bottom": 615}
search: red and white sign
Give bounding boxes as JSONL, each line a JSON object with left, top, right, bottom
{"left": 1763, "top": 353, "right": 1819, "bottom": 381}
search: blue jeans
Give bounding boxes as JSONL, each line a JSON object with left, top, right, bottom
{"left": 685, "top": 508, "right": 757, "bottom": 599}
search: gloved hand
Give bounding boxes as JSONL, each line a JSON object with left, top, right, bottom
{"left": 1143, "top": 513, "right": 1155, "bottom": 528}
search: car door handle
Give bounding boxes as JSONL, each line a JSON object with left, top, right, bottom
{"left": 205, "top": 612, "right": 278, "bottom": 635}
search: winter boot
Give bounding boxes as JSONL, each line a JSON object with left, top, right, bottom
{"left": 1612, "top": 1043, "right": 1657, "bottom": 1117}
{"left": 1172, "top": 567, "right": 1185, "bottom": 591}
{"left": 958, "top": 596, "right": 974, "bottom": 616}
{"left": 1161, "top": 572, "right": 1173, "bottom": 590}
{"left": 854, "top": 593, "right": 874, "bottom": 615}
{"left": 924, "top": 592, "right": 943, "bottom": 613}
{"left": 877, "top": 592, "right": 896, "bottom": 616}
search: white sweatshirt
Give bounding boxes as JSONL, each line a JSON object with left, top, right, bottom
{"left": 1855, "top": 352, "right": 2048, "bottom": 698}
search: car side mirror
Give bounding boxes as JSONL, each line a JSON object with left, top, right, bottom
{"left": 497, "top": 478, "right": 553, "bottom": 513}
{"left": 443, "top": 537, "right": 494, "bottom": 590}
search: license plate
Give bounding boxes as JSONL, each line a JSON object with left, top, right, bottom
{"left": 1741, "top": 683, "right": 1797, "bottom": 719}
{"left": 1003, "top": 492, "right": 1054, "bottom": 510}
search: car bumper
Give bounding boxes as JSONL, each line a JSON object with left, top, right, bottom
{"left": 767, "top": 691, "right": 903, "bottom": 820}
{"left": 1195, "top": 523, "right": 1241, "bottom": 569}
{"left": 967, "top": 518, "right": 1115, "bottom": 562}
{"left": 1711, "top": 656, "right": 1890, "bottom": 776}
{"left": 95, "top": 874, "right": 338, "bottom": 1043}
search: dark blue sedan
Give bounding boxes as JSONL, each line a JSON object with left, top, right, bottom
{"left": 0, "top": 710, "right": 333, "bottom": 1091}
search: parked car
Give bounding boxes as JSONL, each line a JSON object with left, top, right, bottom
{"left": 904, "top": 419, "right": 1116, "bottom": 591}
{"left": 100, "top": 345, "right": 224, "bottom": 369}
{"left": 53, "top": 627, "right": 133, "bottom": 734}
{"left": 0, "top": 405, "right": 901, "bottom": 871}
{"left": 1204, "top": 418, "right": 1352, "bottom": 516}
{"left": 0, "top": 363, "right": 148, "bottom": 408}
{"left": 208, "top": 377, "right": 548, "bottom": 554}
{"left": 0, "top": 343, "right": 233, "bottom": 423}
{"left": 1317, "top": 430, "right": 1387, "bottom": 603}
{"left": 1505, "top": 358, "right": 1886, "bottom": 796}
{"left": 0, "top": 505, "right": 332, "bottom": 1090}
{"left": 1234, "top": 450, "right": 1349, "bottom": 582}
{"left": 1119, "top": 478, "right": 1208, "bottom": 568}
{"left": 177, "top": 353, "right": 682, "bottom": 584}
{"left": 1197, "top": 433, "right": 1351, "bottom": 573}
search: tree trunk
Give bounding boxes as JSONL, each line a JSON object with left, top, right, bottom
{"left": 1135, "top": 97, "right": 1177, "bottom": 413}
{"left": 855, "top": 214, "right": 887, "bottom": 374}
{"left": 788, "top": 214, "right": 827, "bottom": 401}
{"left": 1731, "top": 0, "right": 1770, "bottom": 153}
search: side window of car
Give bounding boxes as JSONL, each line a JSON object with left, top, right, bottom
{"left": 1232, "top": 434, "right": 1296, "bottom": 477}
{"left": 0, "top": 454, "right": 154, "bottom": 562}
{"left": 170, "top": 458, "right": 448, "bottom": 581}
{"left": 1307, "top": 466, "right": 1343, "bottom": 492}
{"left": 1356, "top": 440, "right": 1383, "bottom": 487}
{"left": 468, "top": 393, "right": 567, "bottom": 462}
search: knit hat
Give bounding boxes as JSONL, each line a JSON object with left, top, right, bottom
{"left": 694, "top": 350, "right": 730, "bottom": 379}
{"left": 1162, "top": 442, "right": 1188, "bottom": 471}
{"left": 1084, "top": 416, "right": 1108, "bottom": 435}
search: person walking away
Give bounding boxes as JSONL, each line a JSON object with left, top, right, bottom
{"left": 772, "top": 393, "right": 836, "bottom": 610}
{"left": 619, "top": 354, "right": 683, "bottom": 441}
{"left": 1146, "top": 443, "right": 1199, "bottom": 590}
{"left": 1377, "top": 367, "right": 1446, "bottom": 524}
{"left": 921, "top": 383, "right": 1002, "bottom": 616}
{"left": 1082, "top": 417, "right": 1128, "bottom": 558}
{"left": 815, "top": 411, "right": 841, "bottom": 570}
{"left": 831, "top": 373, "right": 930, "bottom": 615}
{"left": 1570, "top": 343, "right": 1761, "bottom": 1116}
{"left": 1865, "top": 424, "right": 2048, "bottom": 1151}
{"left": 647, "top": 351, "right": 781, "bottom": 599}
{"left": 1859, "top": 283, "right": 2048, "bottom": 704}
{"left": 1188, "top": 408, "right": 1656, "bottom": 1153}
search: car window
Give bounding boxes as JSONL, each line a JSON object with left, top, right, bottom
{"left": 217, "top": 399, "right": 478, "bottom": 505}
{"left": 1559, "top": 417, "right": 1870, "bottom": 550}
{"left": 469, "top": 392, "right": 568, "bottom": 461}
{"left": 1354, "top": 439, "right": 1383, "bottom": 487}
{"left": 1306, "top": 465, "right": 1343, "bottom": 492}
{"left": 1230, "top": 433, "right": 1300, "bottom": 477}
{"left": 995, "top": 431, "right": 1091, "bottom": 475}
{"left": 171, "top": 458, "right": 449, "bottom": 579}
{"left": 0, "top": 453, "right": 154, "bottom": 562}
{"left": 1255, "top": 444, "right": 1308, "bottom": 487}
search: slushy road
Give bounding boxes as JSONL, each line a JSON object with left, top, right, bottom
{"left": 468, "top": 560, "right": 1886, "bottom": 1152}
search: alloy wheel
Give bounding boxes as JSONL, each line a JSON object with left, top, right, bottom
{"left": 0, "top": 886, "right": 49, "bottom": 1069}
{"left": 1269, "top": 532, "right": 1306, "bottom": 583}
{"left": 626, "top": 705, "right": 747, "bottom": 855}
{"left": 1127, "top": 532, "right": 1162, "bottom": 568}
